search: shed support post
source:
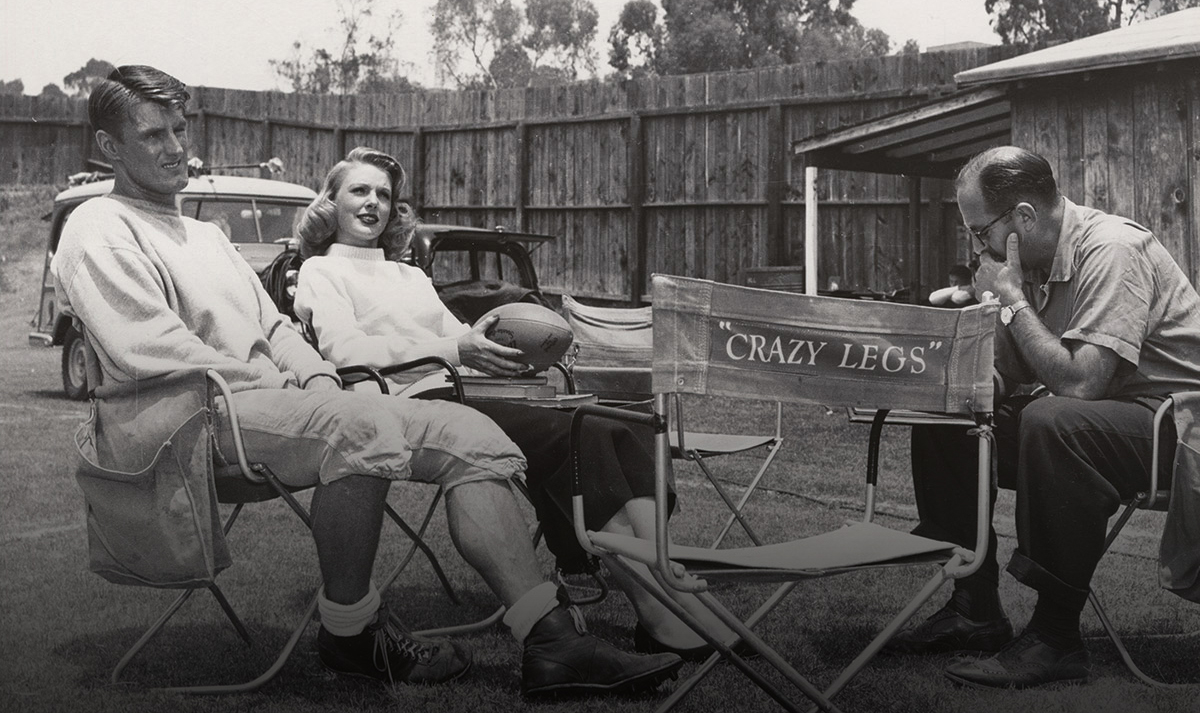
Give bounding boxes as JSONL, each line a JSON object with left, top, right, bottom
{"left": 908, "top": 176, "right": 923, "bottom": 304}
{"left": 805, "top": 165, "right": 819, "bottom": 296}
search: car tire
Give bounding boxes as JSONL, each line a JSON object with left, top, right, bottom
{"left": 61, "top": 325, "right": 89, "bottom": 400}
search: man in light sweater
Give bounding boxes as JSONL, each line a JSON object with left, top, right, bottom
{"left": 52, "top": 64, "right": 681, "bottom": 699}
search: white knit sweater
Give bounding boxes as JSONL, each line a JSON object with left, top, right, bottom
{"left": 52, "top": 195, "right": 336, "bottom": 391}
{"left": 293, "top": 243, "right": 471, "bottom": 384}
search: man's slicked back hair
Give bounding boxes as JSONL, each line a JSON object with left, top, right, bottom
{"left": 956, "top": 146, "right": 1059, "bottom": 213}
{"left": 87, "top": 65, "right": 190, "bottom": 138}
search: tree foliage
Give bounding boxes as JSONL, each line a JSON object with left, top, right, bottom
{"left": 607, "top": 0, "right": 894, "bottom": 78}
{"left": 0, "top": 78, "right": 24, "bottom": 96}
{"left": 39, "top": 83, "right": 67, "bottom": 99}
{"left": 432, "top": 0, "right": 599, "bottom": 89}
{"left": 985, "top": 0, "right": 1200, "bottom": 47}
{"left": 63, "top": 59, "right": 116, "bottom": 98}
{"left": 525, "top": 0, "right": 599, "bottom": 79}
{"left": 607, "top": 0, "right": 663, "bottom": 78}
{"left": 270, "top": 0, "right": 419, "bottom": 94}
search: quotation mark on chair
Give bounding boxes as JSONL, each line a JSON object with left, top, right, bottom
{"left": 929, "top": 341, "right": 944, "bottom": 350}
{"left": 719, "top": 320, "right": 732, "bottom": 330}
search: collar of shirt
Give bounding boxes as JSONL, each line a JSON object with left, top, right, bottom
{"left": 1020, "top": 197, "right": 1083, "bottom": 310}
{"left": 1046, "top": 197, "right": 1084, "bottom": 285}
{"left": 108, "top": 193, "right": 181, "bottom": 218}
{"left": 326, "top": 242, "right": 387, "bottom": 261}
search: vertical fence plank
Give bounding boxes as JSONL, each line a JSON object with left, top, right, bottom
{"left": 629, "top": 113, "right": 646, "bottom": 304}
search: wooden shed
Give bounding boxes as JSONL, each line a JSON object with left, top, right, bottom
{"left": 792, "top": 8, "right": 1200, "bottom": 296}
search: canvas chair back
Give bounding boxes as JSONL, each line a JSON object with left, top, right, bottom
{"left": 650, "top": 274, "right": 995, "bottom": 415}
{"left": 1161, "top": 390, "right": 1200, "bottom": 602}
{"left": 563, "top": 294, "right": 653, "bottom": 366}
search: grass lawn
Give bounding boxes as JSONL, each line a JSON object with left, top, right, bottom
{"left": 1, "top": 185, "right": 1196, "bottom": 713}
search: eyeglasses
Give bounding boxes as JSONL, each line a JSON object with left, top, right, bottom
{"left": 967, "top": 205, "right": 1016, "bottom": 243}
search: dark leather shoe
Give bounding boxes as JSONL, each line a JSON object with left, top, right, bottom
{"left": 522, "top": 606, "right": 684, "bottom": 696}
{"left": 883, "top": 604, "right": 1013, "bottom": 655}
{"left": 633, "top": 622, "right": 759, "bottom": 662}
{"left": 317, "top": 605, "right": 471, "bottom": 688}
{"left": 944, "top": 629, "right": 1089, "bottom": 689}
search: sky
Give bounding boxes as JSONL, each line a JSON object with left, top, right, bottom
{"left": 0, "top": 0, "right": 1000, "bottom": 94}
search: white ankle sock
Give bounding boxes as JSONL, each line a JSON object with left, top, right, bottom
{"left": 318, "top": 582, "right": 381, "bottom": 637}
{"left": 502, "top": 582, "right": 559, "bottom": 644}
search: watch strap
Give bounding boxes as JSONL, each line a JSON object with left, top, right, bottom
{"left": 1008, "top": 299, "right": 1030, "bottom": 316}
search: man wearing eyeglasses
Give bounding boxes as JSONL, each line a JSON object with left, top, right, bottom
{"left": 884, "top": 146, "right": 1200, "bottom": 688}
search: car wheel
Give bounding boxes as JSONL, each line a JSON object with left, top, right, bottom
{"left": 61, "top": 325, "right": 89, "bottom": 400}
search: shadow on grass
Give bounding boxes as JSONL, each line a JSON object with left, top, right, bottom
{"left": 29, "top": 388, "right": 74, "bottom": 401}
{"left": 52, "top": 620, "right": 534, "bottom": 710}
{"left": 1083, "top": 629, "right": 1200, "bottom": 685}
{"left": 53, "top": 619, "right": 314, "bottom": 690}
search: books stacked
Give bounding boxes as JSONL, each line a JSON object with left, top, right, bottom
{"left": 456, "top": 375, "right": 557, "bottom": 399}
{"left": 453, "top": 375, "right": 598, "bottom": 407}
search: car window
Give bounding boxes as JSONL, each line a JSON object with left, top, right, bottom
{"left": 433, "top": 250, "right": 523, "bottom": 287}
{"left": 185, "top": 199, "right": 305, "bottom": 244}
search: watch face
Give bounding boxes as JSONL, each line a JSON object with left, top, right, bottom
{"left": 1000, "top": 306, "right": 1013, "bottom": 325}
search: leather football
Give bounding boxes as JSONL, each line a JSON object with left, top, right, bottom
{"left": 477, "top": 302, "right": 574, "bottom": 371}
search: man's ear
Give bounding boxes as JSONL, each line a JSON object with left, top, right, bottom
{"left": 1014, "top": 201, "right": 1037, "bottom": 229}
{"left": 95, "top": 129, "right": 121, "bottom": 163}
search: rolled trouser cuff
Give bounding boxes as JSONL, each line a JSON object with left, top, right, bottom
{"left": 1007, "top": 550, "right": 1090, "bottom": 611}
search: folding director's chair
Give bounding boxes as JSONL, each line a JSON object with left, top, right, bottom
{"left": 1089, "top": 389, "right": 1200, "bottom": 688}
{"left": 73, "top": 325, "right": 454, "bottom": 694}
{"left": 569, "top": 275, "right": 998, "bottom": 712}
{"left": 562, "top": 294, "right": 785, "bottom": 548}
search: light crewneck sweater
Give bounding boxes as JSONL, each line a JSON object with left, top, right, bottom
{"left": 52, "top": 195, "right": 337, "bottom": 391}
{"left": 293, "top": 243, "right": 472, "bottom": 384}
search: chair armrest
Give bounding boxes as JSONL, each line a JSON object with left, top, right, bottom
{"left": 548, "top": 362, "right": 576, "bottom": 394}
{"left": 378, "top": 357, "right": 465, "bottom": 404}
{"left": 568, "top": 365, "right": 652, "bottom": 404}
{"left": 336, "top": 365, "right": 390, "bottom": 394}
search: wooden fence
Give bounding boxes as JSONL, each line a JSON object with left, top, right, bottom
{"left": 0, "top": 48, "right": 1014, "bottom": 303}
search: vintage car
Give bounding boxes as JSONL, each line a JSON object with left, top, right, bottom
{"left": 405, "top": 223, "right": 557, "bottom": 323}
{"left": 29, "top": 171, "right": 318, "bottom": 399}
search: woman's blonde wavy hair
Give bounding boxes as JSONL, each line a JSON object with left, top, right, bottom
{"left": 297, "top": 146, "right": 417, "bottom": 261}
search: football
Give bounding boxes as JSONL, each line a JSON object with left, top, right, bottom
{"left": 477, "top": 302, "right": 574, "bottom": 372}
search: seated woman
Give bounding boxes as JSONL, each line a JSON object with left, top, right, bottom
{"left": 293, "top": 146, "right": 737, "bottom": 659}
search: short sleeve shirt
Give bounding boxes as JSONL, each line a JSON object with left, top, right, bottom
{"left": 996, "top": 198, "right": 1200, "bottom": 399}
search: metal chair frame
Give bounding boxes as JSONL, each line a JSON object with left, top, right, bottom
{"left": 74, "top": 323, "right": 455, "bottom": 694}
{"left": 562, "top": 295, "right": 787, "bottom": 549}
{"left": 568, "top": 275, "right": 999, "bottom": 712}
{"left": 1088, "top": 391, "right": 1200, "bottom": 689}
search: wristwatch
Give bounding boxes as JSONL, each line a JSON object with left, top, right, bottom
{"left": 1000, "top": 299, "right": 1030, "bottom": 325}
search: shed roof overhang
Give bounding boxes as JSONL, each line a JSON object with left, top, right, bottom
{"left": 955, "top": 8, "right": 1200, "bottom": 87}
{"left": 790, "top": 86, "right": 1011, "bottom": 180}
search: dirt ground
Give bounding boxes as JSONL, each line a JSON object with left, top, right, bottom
{"left": 0, "top": 236, "right": 90, "bottom": 539}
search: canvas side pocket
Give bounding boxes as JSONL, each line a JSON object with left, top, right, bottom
{"left": 74, "top": 404, "right": 224, "bottom": 588}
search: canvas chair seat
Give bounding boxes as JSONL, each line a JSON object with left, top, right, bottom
{"left": 671, "top": 431, "right": 777, "bottom": 457}
{"left": 589, "top": 521, "right": 957, "bottom": 581}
